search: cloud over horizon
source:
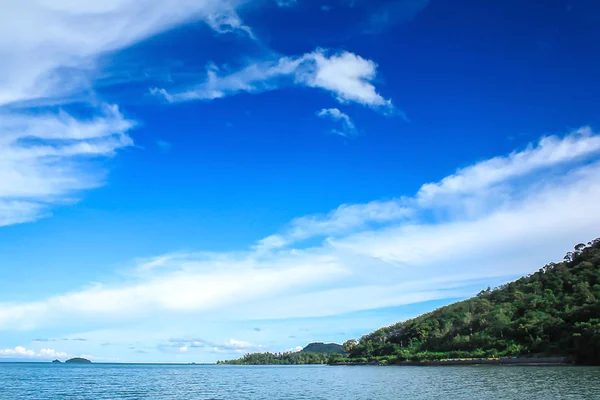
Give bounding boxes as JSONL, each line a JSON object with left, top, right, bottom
{"left": 2, "top": 128, "right": 599, "bottom": 351}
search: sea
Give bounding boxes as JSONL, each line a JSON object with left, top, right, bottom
{"left": 1, "top": 363, "right": 599, "bottom": 399}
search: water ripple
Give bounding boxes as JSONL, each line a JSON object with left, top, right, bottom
{"left": 0, "top": 363, "right": 599, "bottom": 400}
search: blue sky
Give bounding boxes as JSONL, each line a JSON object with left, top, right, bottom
{"left": 1, "top": 0, "right": 600, "bottom": 363}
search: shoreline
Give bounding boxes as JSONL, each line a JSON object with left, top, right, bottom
{"left": 329, "top": 357, "right": 572, "bottom": 367}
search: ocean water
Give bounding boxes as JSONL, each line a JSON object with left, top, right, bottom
{"left": 1, "top": 363, "right": 599, "bottom": 400}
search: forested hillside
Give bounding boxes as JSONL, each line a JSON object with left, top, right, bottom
{"left": 345, "top": 239, "right": 600, "bottom": 365}
{"left": 219, "top": 239, "right": 600, "bottom": 365}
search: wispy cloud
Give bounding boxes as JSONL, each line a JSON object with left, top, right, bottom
{"left": 153, "top": 49, "right": 392, "bottom": 109}
{"left": 0, "top": 0, "right": 257, "bottom": 228}
{"left": 256, "top": 198, "right": 411, "bottom": 250}
{"left": 416, "top": 127, "right": 600, "bottom": 206}
{"left": 0, "top": 105, "right": 136, "bottom": 226}
{"left": 0, "top": 0, "right": 254, "bottom": 106}
{"left": 1, "top": 128, "right": 598, "bottom": 333}
{"left": 317, "top": 108, "right": 358, "bottom": 137}
{"left": 167, "top": 338, "right": 265, "bottom": 354}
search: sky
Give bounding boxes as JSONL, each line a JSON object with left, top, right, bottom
{"left": 0, "top": 0, "right": 599, "bottom": 363}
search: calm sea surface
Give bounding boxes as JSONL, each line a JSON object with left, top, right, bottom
{"left": 1, "top": 363, "right": 599, "bottom": 399}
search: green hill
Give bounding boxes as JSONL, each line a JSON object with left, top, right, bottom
{"left": 345, "top": 238, "right": 600, "bottom": 365}
{"left": 219, "top": 239, "right": 600, "bottom": 365}
{"left": 300, "top": 342, "right": 345, "bottom": 354}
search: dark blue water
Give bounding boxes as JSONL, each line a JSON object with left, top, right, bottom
{"left": 1, "top": 363, "right": 599, "bottom": 399}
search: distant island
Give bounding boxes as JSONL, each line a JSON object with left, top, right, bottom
{"left": 219, "top": 239, "right": 600, "bottom": 366}
{"left": 51, "top": 359, "right": 61, "bottom": 364}
{"left": 65, "top": 357, "right": 92, "bottom": 364}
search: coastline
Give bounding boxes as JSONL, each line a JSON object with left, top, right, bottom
{"left": 329, "top": 357, "right": 572, "bottom": 367}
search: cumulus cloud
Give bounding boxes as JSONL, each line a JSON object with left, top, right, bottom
{"left": 0, "top": 346, "right": 67, "bottom": 359}
{"left": 153, "top": 49, "right": 392, "bottom": 109}
{"left": 317, "top": 108, "right": 358, "bottom": 137}
{"left": 0, "top": 128, "right": 599, "bottom": 332}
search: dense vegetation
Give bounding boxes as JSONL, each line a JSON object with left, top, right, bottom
{"left": 217, "top": 342, "right": 345, "bottom": 365}
{"left": 219, "top": 239, "right": 600, "bottom": 365}
{"left": 346, "top": 239, "right": 600, "bottom": 365}
{"left": 217, "top": 351, "right": 333, "bottom": 365}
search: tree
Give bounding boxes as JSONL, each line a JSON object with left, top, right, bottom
{"left": 343, "top": 339, "right": 357, "bottom": 353}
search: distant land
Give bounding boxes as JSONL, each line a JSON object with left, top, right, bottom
{"left": 218, "top": 342, "right": 346, "bottom": 365}
{"left": 300, "top": 343, "right": 345, "bottom": 354}
{"left": 219, "top": 239, "right": 600, "bottom": 366}
{"left": 65, "top": 357, "right": 92, "bottom": 364}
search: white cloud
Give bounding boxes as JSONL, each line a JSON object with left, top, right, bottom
{"left": 0, "top": 128, "right": 599, "bottom": 333}
{"left": 305, "top": 51, "right": 390, "bottom": 107}
{"left": 0, "top": 346, "right": 34, "bottom": 357}
{"left": 154, "top": 49, "right": 392, "bottom": 109}
{"left": 0, "top": 346, "right": 67, "bottom": 359}
{"left": 417, "top": 126, "right": 600, "bottom": 206}
{"left": 225, "top": 339, "right": 251, "bottom": 348}
{"left": 0, "top": 0, "right": 253, "bottom": 106}
{"left": 317, "top": 108, "right": 357, "bottom": 137}
{"left": 39, "top": 348, "right": 68, "bottom": 358}
{"left": 0, "top": 104, "right": 135, "bottom": 226}
{"left": 256, "top": 199, "right": 411, "bottom": 250}
{"left": 168, "top": 337, "right": 265, "bottom": 354}
{"left": 0, "top": 0, "right": 256, "bottom": 227}
{"left": 203, "top": 5, "right": 255, "bottom": 38}
{"left": 0, "top": 251, "right": 347, "bottom": 330}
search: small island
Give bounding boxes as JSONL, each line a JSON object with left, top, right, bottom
{"left": 65, "top": 357, "right": 92, "bottom": 364}
{"left": 51, "top": 359, "right": 62, "bottom": 364}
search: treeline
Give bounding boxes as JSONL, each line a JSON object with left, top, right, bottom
{"left": 346, "top": 239, "right": 600, "bottom": 365}
{"left": 219, "top": 239, "right": 600, "bottom": 365}
{"left": 217, "top": 351, "right": 333, "bottom": 365}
